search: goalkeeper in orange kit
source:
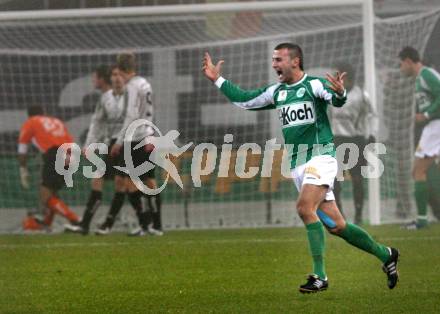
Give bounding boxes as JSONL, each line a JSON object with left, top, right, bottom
{"left": 18, "top": 105, "right": 79, "bottom": 231}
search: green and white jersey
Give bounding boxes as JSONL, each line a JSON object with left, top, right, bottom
{"left": 215, "top": 74, "right": 346, "bottom": 168}
{"left": 415, "top": 66, "right": 440, "bottom": 120}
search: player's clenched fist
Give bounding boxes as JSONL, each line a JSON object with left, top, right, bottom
{"left": 202, "top": 52, "right": 224, "bottom": 82}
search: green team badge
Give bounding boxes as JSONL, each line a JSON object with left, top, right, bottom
{"left": 296, "top": 87, "right": 306, "bottom": 98}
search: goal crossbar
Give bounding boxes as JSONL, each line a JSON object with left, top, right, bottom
{"left": 0, "top": 0, "right": 366, "bottom": 21}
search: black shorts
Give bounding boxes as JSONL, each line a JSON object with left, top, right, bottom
{"left": 42, "top": 147, "right": 66, "bottom": 191}
{"left": 110, "top": 139, "right": 155, "bottom": 181}
{"left": 101, "top": 139, "right": 124, "bottom": 180}
{"left": 334, "top": 135, "right": 366, "bottom": 178}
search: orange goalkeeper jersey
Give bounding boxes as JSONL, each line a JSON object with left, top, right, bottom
{"left": 18, "top": 115, "right": 73, "bottom": 153}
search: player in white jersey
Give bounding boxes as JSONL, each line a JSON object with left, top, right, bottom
{"left": 331, "top": 63, "right": 372, "bottom": 225}
{"left": 102, "top": 53, "right": 163, "bottom": 236}
{"left": 65, "top": 65, "right": 128, "bottom": 234}
{"left": 399, "top": 46, "right": 440, "bottom": 229}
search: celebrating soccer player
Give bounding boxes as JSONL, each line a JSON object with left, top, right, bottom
{"left": 203, "top": 43, "right": 399, "bottom": 293}
{"left": 99, "top": 53, "right": 163, "bottom": 236}
{"left": 64, "top": 65, "right": 128, "bottom": 235}
{"left": 399, "top": 46, "right": 440, "bottom": 230}
{"left": 18, "top": 105, "right": 79, "bottom": 231}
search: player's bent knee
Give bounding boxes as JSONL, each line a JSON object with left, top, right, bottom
{"left": 413, "top": 167, "right": 426, "bottom": 181}
{"left": 296, "top": 200, "right": 315, "bottom": 220}
{"left": 114, "top": 176, "right": 126, "bottom": 192}
{"left": 91, "top": 178, "right": 103, "bottom": 191}
{"left": 328, "top": 224, "right": 345, "bottom": 235}
{"left": 327, "top": 218, "right": 346, "bottom": 235}
{"left": 40, "top": 186, "right": 53, "bottom": 205}
{"left": 144, "top": 178, "right": 157, "bottom": 189}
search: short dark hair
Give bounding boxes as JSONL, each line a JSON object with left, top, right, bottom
{"left": 94, "top": 64, "right": 111, "bottom": 85}
{"left": 398, "top": 46, "right": 420, "bottom": 63}
{"left": 117, "top": 53, "right": 136, "bottom": 73}
{"left": 110, "top": 64, "right": 119, "bottom": 73}
{"left": 27, "top": 105, "right": 44, "bottom": 117}
{"left": 274, "top": 42, "right": 304, "bottom": 70}
{"left": 334, "top": 62, "right": 355, "bottom": 82}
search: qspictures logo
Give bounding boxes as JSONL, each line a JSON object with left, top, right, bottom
{"left": 55, "top": 119, "right": 387, "bottom": 195}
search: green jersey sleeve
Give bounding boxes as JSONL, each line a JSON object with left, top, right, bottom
{"left": 309, "top": 78, "right": 347, "bottom": 107}
{"left": 420, "top": 68, "right": 440, "bottom": 120}
{"left": 215, "top": 77, "right": 279, "bottom": 110}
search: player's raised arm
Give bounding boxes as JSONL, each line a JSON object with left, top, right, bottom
{"left": 202, "top": 52, "right": 277, "bottom": 110}
{"left": 326, "top": 71, "right": 347, "bottom": 96}
{"left": 325, "top": 71, "right": 347, "bottom": 108}
{"left": 202, "top": 52, "right": 224, "bottom": 82}
{"left": 309, "top": 71, "right": 347, "bottom": 108}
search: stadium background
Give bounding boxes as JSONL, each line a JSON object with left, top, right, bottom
{"left": 0, "top": 3, "right": 439, "bottom": 314}
{"left": 0, "top": 0, "right": 439, "bottom": 232}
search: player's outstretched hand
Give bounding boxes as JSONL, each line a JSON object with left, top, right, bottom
{"left": 326, "top": 71, "right": 347, "bottom": 96}
{"left": 202, "top": 52, "right": 224, "bottom": 82}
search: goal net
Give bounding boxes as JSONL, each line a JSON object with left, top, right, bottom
{"left": 0, "top": 1, "right": 439, "bottom": 232}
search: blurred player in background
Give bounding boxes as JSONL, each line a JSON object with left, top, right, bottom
{"left": 64, "top": 65, "right": 127, "bottom": 235}
{"left": 413, "top": 80, "right": 440, "bottom": 222}
{"left": 331, "top": 63, "right": 372, "bottom": 225}
{"left": 203, "top": 43, "right": 399, "bottom": 293}
{"left": 99, "top": 53, "right": 163, "bottom": 236}
{"left": 18, "top": 105, "right": 79, "bottom": 231}
{"left": 399, "top": 46, "right": 440, "bottom": 229}
{"left": 426, "top": 163, "right": 440, "bottom": 221}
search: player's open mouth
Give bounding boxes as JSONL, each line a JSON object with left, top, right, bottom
{"left": 276, "top": 70, "right": 282, "bottom": 79}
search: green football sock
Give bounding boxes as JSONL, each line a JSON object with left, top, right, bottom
{"left": 305, "top": 221, "right": 326, "bottom": 279}
{"left": 415, "top": 181, "right": 428, "bottom": 227}
{"left": 339, "top": 223, "right": 390, "bottom": 263}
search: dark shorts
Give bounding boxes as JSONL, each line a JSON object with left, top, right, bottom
{"left": 110, "top": 139, "right": 155, "bottom": 181}
{"left": 334, "top": 136, "right": 366, "bottom": 178}
{"left": 42, "top": 147, "right": 66, "bottom": 191}
{"left": 102, "top": 139, "right": 124, "bottom": 180}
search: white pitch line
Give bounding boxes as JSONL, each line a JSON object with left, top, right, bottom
{"left": 0, "top": 236, "right": 439, "bottom": 250}
{"left": 0, "top": 241, "right": 133, "bottom": 249}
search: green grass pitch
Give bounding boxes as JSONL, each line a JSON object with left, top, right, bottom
{"left": 1, "top": 224, "right": 440, "bottom": 313}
